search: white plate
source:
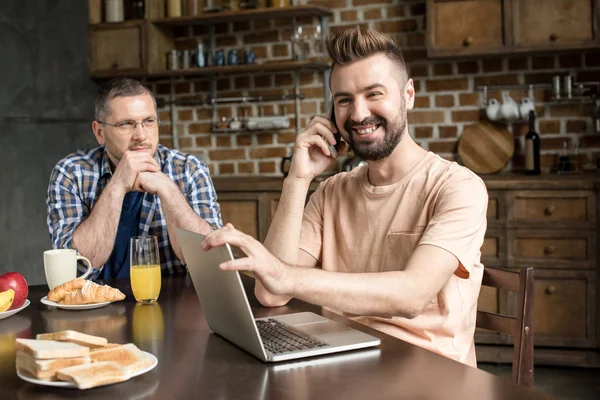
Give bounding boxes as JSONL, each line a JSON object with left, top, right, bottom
{"left": 17, "top": 351, "right": 158, "bottom": 388}
{"left": 0, "top": 299, "right": 30, "bottom": 320}
{"left": 40, "top": 296, "right": 111, "bottom": 310}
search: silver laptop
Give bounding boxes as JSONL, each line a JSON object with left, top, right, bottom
{"left": 176, "top": 228, "right": 381, "bottom": 362}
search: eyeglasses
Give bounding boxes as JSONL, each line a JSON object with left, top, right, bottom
{"left": 98, "top": 117, "right": 160, "bottom": 133}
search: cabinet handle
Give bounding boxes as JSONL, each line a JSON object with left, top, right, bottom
{"left": 549, "top": 33, "right": 559, "bottom": 42}
{"left": 544, "top": 205, "right": 556, "bottom": 216}
{"left": 545, "top": 286, "right": 556, "bottom": 295}
{"left": 111, "top": 62, "right": 119, "bottom": 70}
{"left": 544, "top": 244, "right": 556, "bottom": 255}
{"left": 462, "top": 37, "right": 473, "bottom": 47}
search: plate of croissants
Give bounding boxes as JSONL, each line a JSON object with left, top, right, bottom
{"left": 41, "top": 278, "right": 126, "bottom": 310}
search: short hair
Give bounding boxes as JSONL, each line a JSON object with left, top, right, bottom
{"left": 94, "top": 78, "right": 157, "bottom": 121}
{"left": 325, "top": 26, "right": 408, "bottom": 83}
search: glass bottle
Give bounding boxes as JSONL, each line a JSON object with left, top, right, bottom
{"left": 524, "top": 110, "right": 540, "bottom": 175}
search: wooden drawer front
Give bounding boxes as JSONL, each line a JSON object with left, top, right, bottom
{"left": 487, "top": 196, "right": 498, "bottom": 219}
{"left": 91, "top": 24, "right": 143, "bottom": 73}
{"left": 517, "top": 238, "right": 587, "bottom": 260}
{"left": 533, "top": 274, "right": 595, "bottom": 347}
{"left": 508, "top": 230, "right": 594, "bottom": 268}
{"left": 481, "top": 230, "right": 505, "bottom": 266}
{"left": 431, "top": 0, "right": 504, "bottom": 52}
{"left": 514, "top": 0, "right": 594, "bottom": 47}
{"left": 508, "top": 190, "right": 595, "bottom": 227}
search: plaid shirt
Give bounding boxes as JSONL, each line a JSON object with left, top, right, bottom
{"left": 46, "top": 144, "right": 222, "bottom": 279}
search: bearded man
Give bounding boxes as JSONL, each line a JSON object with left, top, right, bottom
{"left": 202, "top": 26, "right": 488, "bottom": 367}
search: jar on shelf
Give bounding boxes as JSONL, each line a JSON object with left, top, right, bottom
{"left": 167, "top": 50, "right": 180, "bottom": 70}
{"left": 243, "top": 48, "right": 256, "bottom": 64}
{"left": 291, "top": 26, "right": 309, "bottom": 61}
{"left": 168, "top": 0, "right": 182, "bottom": 18}
{"left": 88, "top": 0, "right": 102, "bottom": 24}
{"left": 227, "top": 49, "right": 238, "bottom": 66}
{"left": 269, "top": 0, "right": 290, "bottom": 7}
{"left": 105, "top": 0, "right": 124, "bottom": 23}
{"left": 214, "top": 49, "right": 225, "bottom": 66}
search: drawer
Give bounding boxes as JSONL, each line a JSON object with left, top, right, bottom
{"left": 486, "top": 190, "right": 505, "bottom": 227}
{"left": 507, "top": 190, "right": 596, "bottom": 229}
{"left": 507, "top": 229, "right": 595, "bottom": 269}
{"left": 429, "top": 0, "right": 506, "bottom": 54}
{"left": 526, "top": 270, "right": 596, "bottom": 348}
{"left": 481, "top": 230, "right": 506, "bottom": 267}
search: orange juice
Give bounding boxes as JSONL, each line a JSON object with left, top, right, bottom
{"left": 131, "top": 264, "right": 161, "bottom": 302}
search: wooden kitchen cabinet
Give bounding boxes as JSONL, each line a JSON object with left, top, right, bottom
{"left": 427, "top": 0, "right": 507, "bottom": 57}
{"left": 427, "top": 0, "right": 600, "bottom": 57}
{"left": 213, "top": 175, "right": 600, "bottom": 367}
{"left": 513, "top": 0, "right": 596, "bottom": 50}
{"left": 89, "top": 21, "right": 173, "bottom": 78}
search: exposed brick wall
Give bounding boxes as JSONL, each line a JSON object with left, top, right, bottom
{"left": 150, "top": 0, "right": 600, "bottom": 177}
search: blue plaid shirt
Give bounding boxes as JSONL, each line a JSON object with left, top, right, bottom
{"left": 46, "top": 144, "right": 222, "bottom": 279}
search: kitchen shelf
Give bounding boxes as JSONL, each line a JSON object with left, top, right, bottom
{"left": 90, "top": 60, "right": 330, "bottom": 79}
{"left": 151, "top": 6, "right": 331, "bottom": 26}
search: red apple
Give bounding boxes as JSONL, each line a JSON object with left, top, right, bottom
{"left": 0, "top": 272, "right": 28, "bottom": 310}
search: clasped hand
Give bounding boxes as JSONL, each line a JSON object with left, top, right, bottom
{"left": 201, "top": 224, "right": 294, "bottom": 297}
{"left": 111, "top": 151, "right": 172, "bottom": 195}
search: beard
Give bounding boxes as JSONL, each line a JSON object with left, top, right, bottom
{"left": 344, "top": 107, "right": 406, "bottom": 161}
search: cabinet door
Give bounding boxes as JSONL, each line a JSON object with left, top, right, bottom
{"left": 427, "top": 0, "right": 507, "bottom": 57}
{"left": 527, "top": 270, "right": 597, "bottom": 348}
{"left": 513, "top": 0, "right": 596, "bottom": 49}
{"left": 89, "top": 22, "right": 144, "bottom": 75}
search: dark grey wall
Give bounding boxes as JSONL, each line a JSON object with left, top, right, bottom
{"left": 0, "top": 0, "right": 99, "bottom": 285}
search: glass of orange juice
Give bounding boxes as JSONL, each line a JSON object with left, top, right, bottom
{"left": 130, "top": 235, "right": 161, "bottom": 303}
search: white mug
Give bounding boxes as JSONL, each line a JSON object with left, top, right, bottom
{"left": 43, "top": 249, "right": 93, "bottom": 290}
{"left": 519, "top": 97, "right": 535, "bottom": 120}
{"left": 485, "top": 98, "right": 500, "bottom": 121}
{"left": 499, "top": 93, "right": 520, "bottom": 121}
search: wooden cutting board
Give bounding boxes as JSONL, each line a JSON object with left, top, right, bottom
{"left": 457, "top": 121, "right": 515, "bottom": 174}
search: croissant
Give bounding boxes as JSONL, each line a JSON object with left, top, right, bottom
{"left": 59, "top": 281, "right": 126, "bottom": 305}
{"left": 48, "top": 278, "right": 87, "bottom": 302}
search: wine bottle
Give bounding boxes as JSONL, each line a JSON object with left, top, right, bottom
{"left": 524, "top": 110, "right": 541, "bottom": 175}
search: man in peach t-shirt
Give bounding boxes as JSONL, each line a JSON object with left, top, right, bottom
{"left": 202, "top": 26, "right": 488, "bottom": 367}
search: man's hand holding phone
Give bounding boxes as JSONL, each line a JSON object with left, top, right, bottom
{"left": 287, "top": 115, "right": 346, "bottom": 182}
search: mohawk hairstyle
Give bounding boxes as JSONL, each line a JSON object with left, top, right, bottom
{"left": 325, "top": 26, "right": 408, "bottom": 83}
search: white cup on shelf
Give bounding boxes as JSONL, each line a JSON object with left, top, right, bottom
{"left": 485, "top": 98, "right": 500, "bottom": 121}
{"left": 519, "top": 97, "right": 535, "bottom": 120}
{"left": 499, "top": 93, "right": 520, "bottom": 121}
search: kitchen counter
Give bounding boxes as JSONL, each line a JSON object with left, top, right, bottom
{"left": 213, "top": 172, "right": 600, "bottom": 192}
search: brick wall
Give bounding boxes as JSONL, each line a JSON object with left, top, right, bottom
{"left": 150, "top": 0, "right": 600, "bottom": 177}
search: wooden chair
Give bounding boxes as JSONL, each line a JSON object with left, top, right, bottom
{"left": 476, "top": 267, "right": 534, "bottom": 387}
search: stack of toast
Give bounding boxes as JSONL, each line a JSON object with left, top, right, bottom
{"left": 16, "top": 330, "right": 154, "bottom": 390}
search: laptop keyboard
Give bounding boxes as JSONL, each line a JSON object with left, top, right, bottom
{"left": 256, "top": 319, "right": 328, "bottom": 355}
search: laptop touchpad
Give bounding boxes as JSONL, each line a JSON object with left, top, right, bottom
{"left": 299, "top": 321, "right": 351, "bottom": 337}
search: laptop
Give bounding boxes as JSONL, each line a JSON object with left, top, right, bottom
{"left": 176, "top": 228, "right": 381, "bottom": 362}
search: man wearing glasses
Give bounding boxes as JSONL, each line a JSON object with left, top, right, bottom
{"left": 46, "top": 78, "right": 222, "bottom": 280}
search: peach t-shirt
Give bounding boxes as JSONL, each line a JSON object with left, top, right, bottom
{"left": 299, "top": 152, "right": 488, "bottom": 367}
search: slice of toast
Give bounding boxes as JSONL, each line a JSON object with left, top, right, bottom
{"left": 15, "top": 339, "right": 90, "bottom": 360}
{"left": 17, "top": 365, "right": 58, "bottom": 381}
{"left": 56, "top": 361, "right": 130, "bottom": 390}
{"left": 36, "top": 330, "right": 108, "bottom": 349}
{"left": 16, "top": 351, "right": 90, "bottom": 373}
{"left": 91, "top": 343, "right": 121, "bottom": 352}
{"left": 90, "top": 343, "right": 153, "bottom": 374}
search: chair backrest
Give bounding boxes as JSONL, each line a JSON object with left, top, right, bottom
{"left": 476, "top": 267, "right": 534, "bottom": 387}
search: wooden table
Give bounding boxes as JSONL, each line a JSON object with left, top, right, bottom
{"left": 0, "top": 275, "right": 553, "bottom": 399}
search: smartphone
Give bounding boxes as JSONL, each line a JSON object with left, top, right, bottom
{"left": 328, "top": 103, "right": 343, "bottom": 158}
